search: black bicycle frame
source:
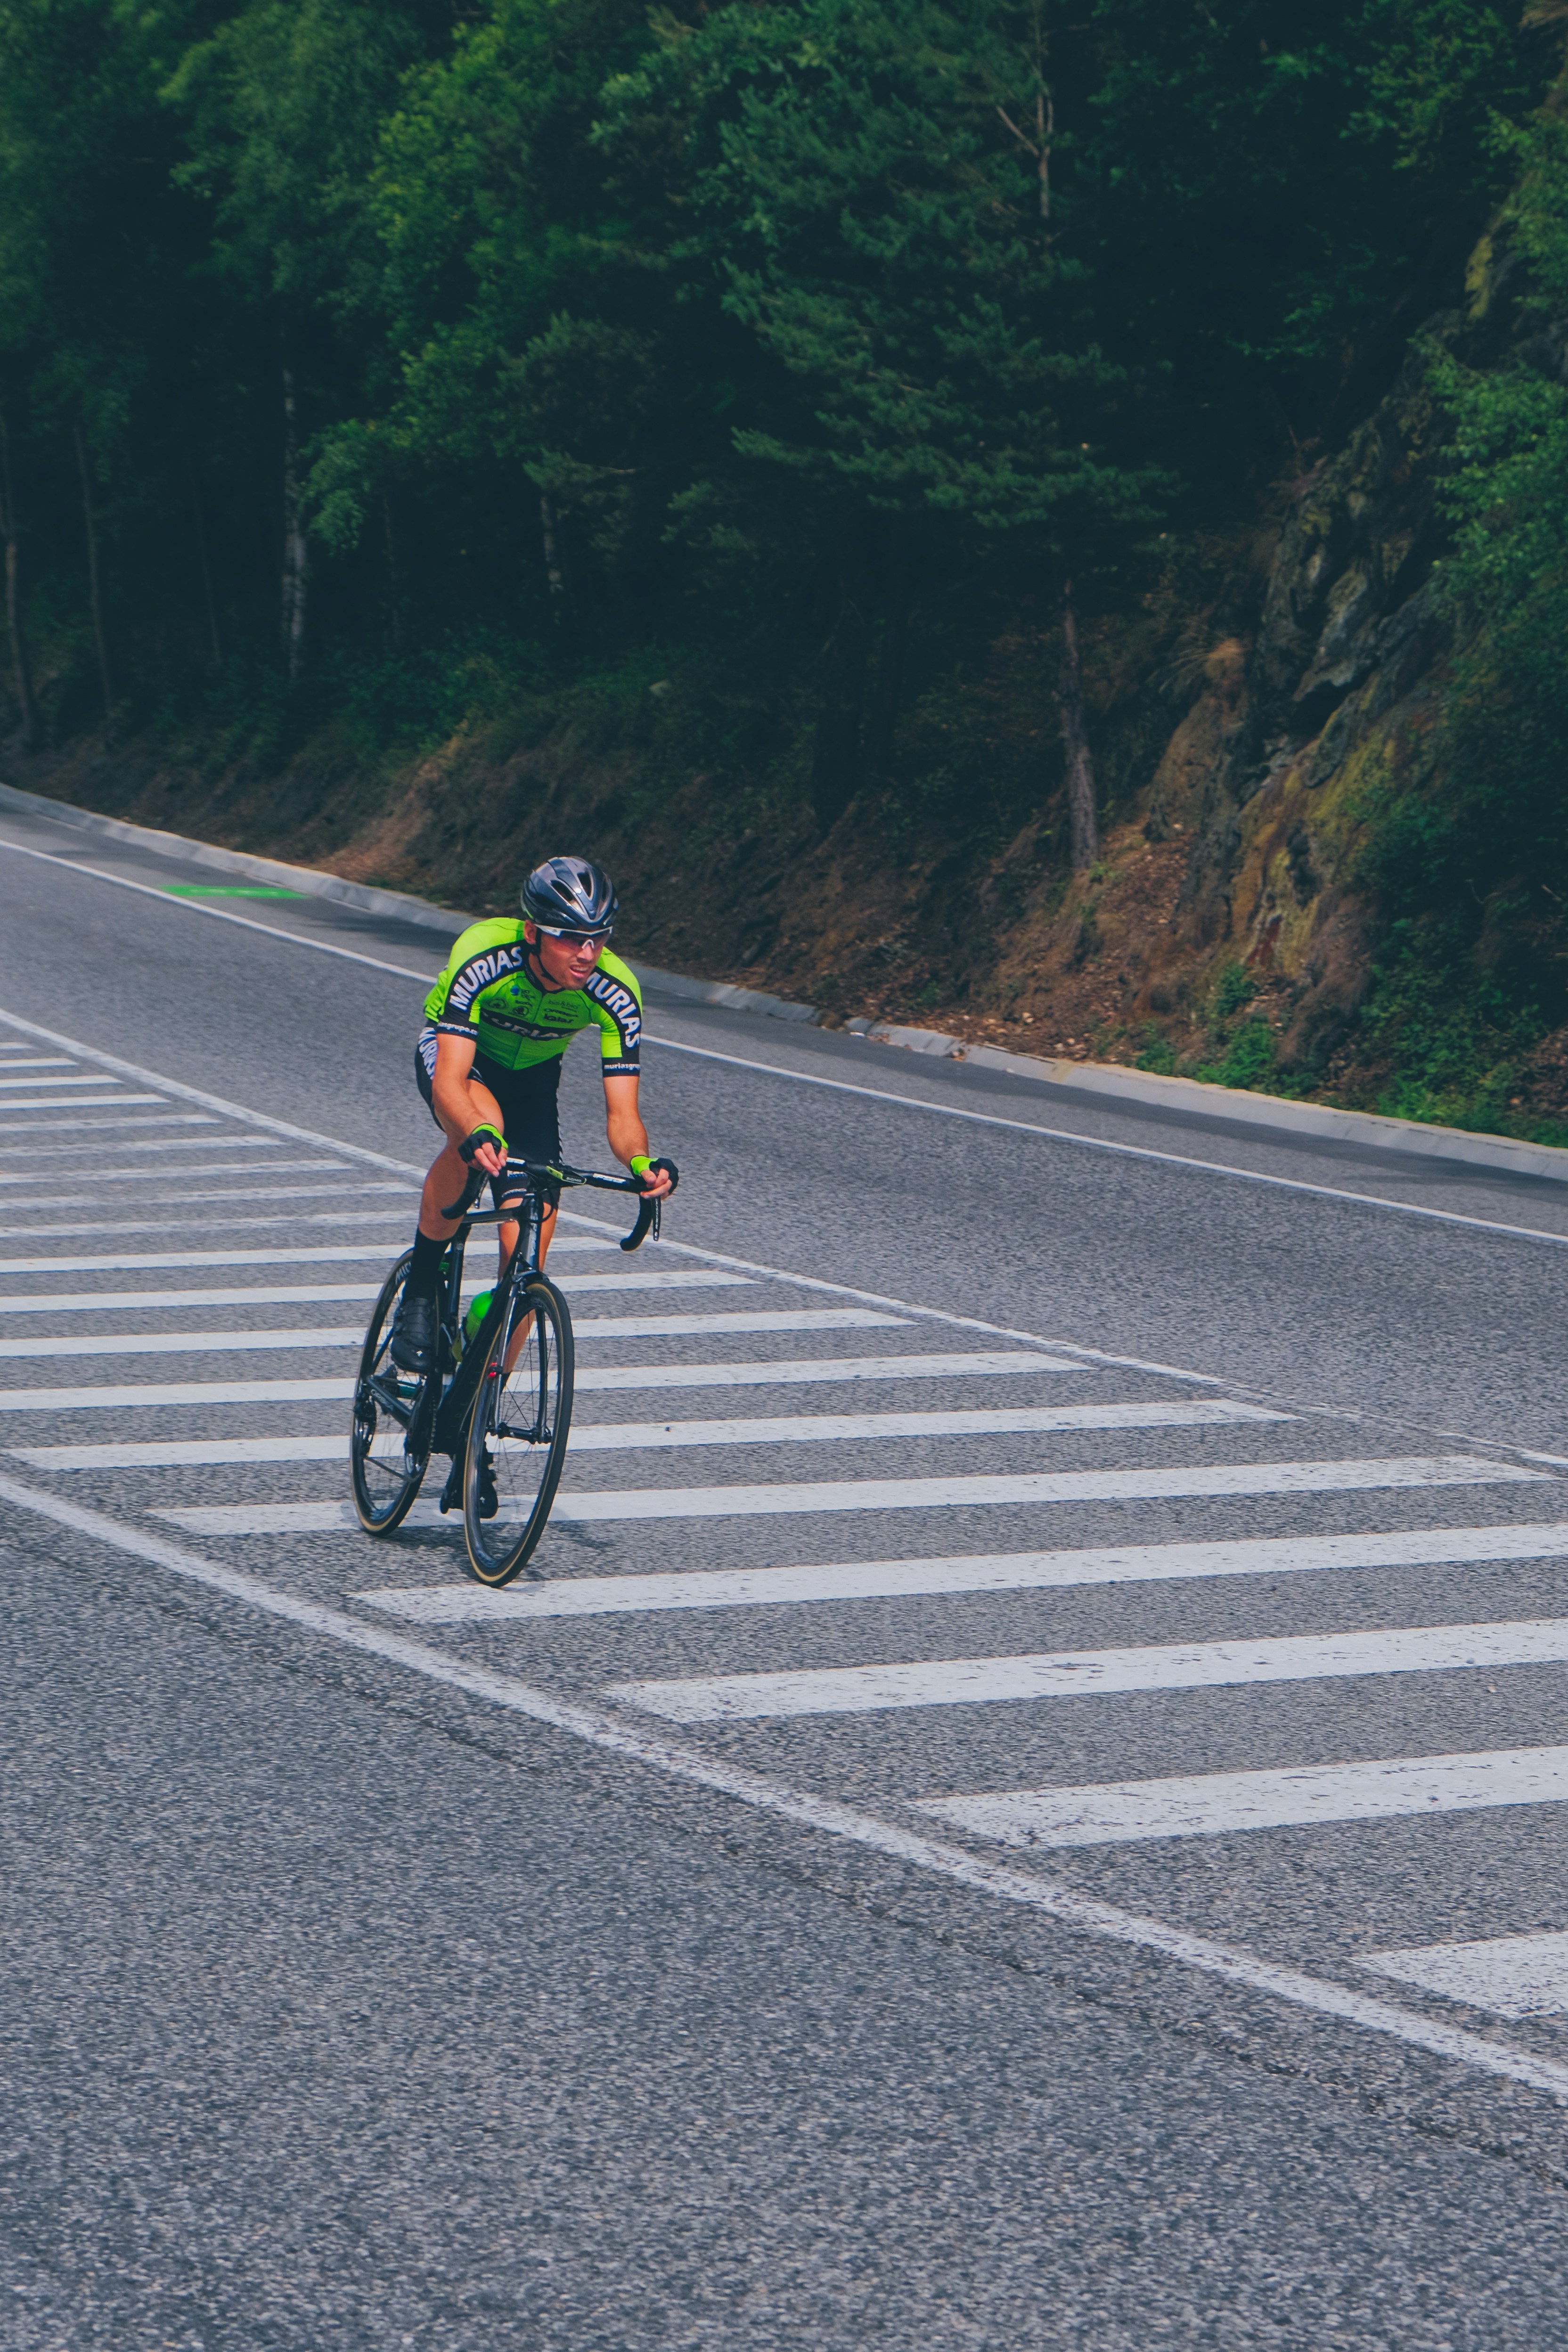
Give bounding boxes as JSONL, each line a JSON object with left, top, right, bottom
{"left": 426, "top": 1156, "right": 658, "bottom": 1458}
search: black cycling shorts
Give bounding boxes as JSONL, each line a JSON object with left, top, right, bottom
{"left": 415, "top": 1028, "right": 562, "bottom": 1209}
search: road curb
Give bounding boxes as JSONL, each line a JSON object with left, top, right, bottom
{"left": 6, "top": 773, "right": 1568, "bottom": 1185}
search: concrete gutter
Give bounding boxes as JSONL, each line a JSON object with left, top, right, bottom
{"left": 5, "top": 774, "right": 1568, "bottom": 1185}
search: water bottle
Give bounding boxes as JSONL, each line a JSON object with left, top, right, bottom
{"left": 457, "top": 1289, "right": 493, "bottom": 1358}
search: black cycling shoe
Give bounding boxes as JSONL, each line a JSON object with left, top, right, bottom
{"left": 388, "top": 1286, "right": 438, "bottom": 1373}
{"left": 438, "top": 1455, "right": 462, "bottom": 1514}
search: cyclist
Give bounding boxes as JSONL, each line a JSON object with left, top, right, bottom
{"left": 389, "top": 853, "right": 676, "bottom": 1373}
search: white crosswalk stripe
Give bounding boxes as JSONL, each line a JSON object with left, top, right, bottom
{"left": 916, "top": 1747, "right": 1568, "bottom": 1849}
{"left": 541, "top": 1455, "right": 1541, "bottom": 1522}
{"left": 0, "top": 1232, "right": 619, "bottom": 1274}
{"left": 0, "top": 1092, "right": 164, "bottom": 1112}
{"left": 350, "top": 1521, "right": 1568, "bottom": 1621}
{"left": 609, "top": 1617, "right": 1568, "bottom": 1722}
{"left": 1361, "top": 1930, "right": 1568, "bottom": 2019}
{"left": 0, "top": 1071, "right": 140, "bottom": 1090}
{"left": 3, "top": 1326, "right": 367, "bottom": 1360}
{"left": 0, "top": 1268, "right": 751, "bottom": 1315}
{"left": 8, "top": 1396, "right": 1279, "bottom": 1466}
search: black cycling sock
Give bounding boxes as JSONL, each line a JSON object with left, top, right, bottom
{"left": 409, "top": 1227, "right": 445, "bottom": 1292}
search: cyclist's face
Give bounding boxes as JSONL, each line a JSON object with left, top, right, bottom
{"left": 528, "top": 923, "right": 605, "bottom": 988}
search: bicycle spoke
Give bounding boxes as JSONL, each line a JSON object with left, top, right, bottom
{"left": 462, "top": 1276, "right": 573, "bottom": 1585}
{"left": 351, "top": 1251, "right": 435, "bottom": 1534}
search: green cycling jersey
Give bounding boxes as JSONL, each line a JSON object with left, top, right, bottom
{"left": 423, "top": 918, "right": 642, "bottom": 1076}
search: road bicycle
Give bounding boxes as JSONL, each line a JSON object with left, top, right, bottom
{"left": 350, "top": 1155, "right": 662, "bottom": 1585}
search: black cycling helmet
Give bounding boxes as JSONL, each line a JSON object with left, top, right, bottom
{"left": 521, "top": 854, "right": 618, "bottom": 939}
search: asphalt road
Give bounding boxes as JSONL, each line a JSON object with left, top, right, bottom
{"left": 6, "top": 802, "right": 1568, "bottom": 2349}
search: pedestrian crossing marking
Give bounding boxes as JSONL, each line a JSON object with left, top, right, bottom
{"left": 351, "top": 1521, "right": 1568, "bottom": 1621}
{"left": 4, "top": 1326, "right": 367, "bottom": 1361}
{"left": 916, "top": 1745, "right": 1568, "bottom": 1850}
{"left": 543, "top": 1454, "right": 1542, "bottom": 1524}
{"left": 612, "top": 1613, "right": 1568, "bottom": 1722}
{"left": 573, "top": 1350, "right": 1084, "bottom": 1388}
{"left": 0, "top": 1232, "right": 621, "bottom": 1275}
{"left": 0, "top": 1071, "right": 140, "bottom": 1090}
{"left": 0, "top": 1271, "right": 756, "bottom": 1316}
{"left": 1361, "top": 1929, "right": 1568, "bottom": 2019}
{"left": 0, "top": 1093, "right": 164, "bottom": 1113}
{"left": 10, "top": 1396, "right": 1278, "bottom": 1466}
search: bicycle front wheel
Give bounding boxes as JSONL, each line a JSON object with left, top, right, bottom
{"left": 462, "top": 1274, "right": 574, "bottom": 1585}
{"left": 351, "top": 1251, "right": 436, "bottom": 1535}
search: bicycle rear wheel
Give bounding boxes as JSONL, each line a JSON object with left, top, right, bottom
{"left": 462, "top": 1274, "right": 574, "bottom": 1585}
{"left": 351, "top": 1251, "right": 436, "bottom": 1534}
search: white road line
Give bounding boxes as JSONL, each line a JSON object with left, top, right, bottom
{"left": 0, "top": 1071, "right": 130, "bottom": 1090}
{"left": 652, "top": 1037, "right": 1568, "bottom": 1250}
{"left": 613, "top": 1616, "right": 1568, "bottom": 1723}
{"left": 158, "top": 1499, "right": 453, "bottom": 1534}
{"left": 1362, "top": 1930, "right": 1568, "bottom": 2019}
{"left": 0, "top": 1058, "right": 75, "bottom": 1070}
{"left": 0, "top": 1127, "right": 263, "bottom": 1157}
{"left": 0, "top": 1243, "right": 429, "bottom": 1275}
{"left": 32, "top": 1443, "right": 1518, "bottom": 1483}
{"left": 0, "top": 1164, "right": 354, "bottom": 1188}
{"left": 0, "top": 1199, "right": 407, "bottom": 1237}
{"left": 0, "top": 1388, "right": 1244, "bottom": 1426}
{"left": 4, "top": 1395, "right": 1273, "bottom": 1461}
{"left": 13, "top": 1435, "right": 354, "bottom": 1468}
{"left": 0, "top": 1093, "right": 163, "bottom": 1113}
{"left": 5, "top": 1327, "right": 364, "bottom": 1361}
{"left": 351, "top": 1521, "right": 1568, "bottom": 1623}
{"left": 917, "top": 1747, "right": 1568, "bottom": 1850}
{"left": 6, "top": 1465, "right": 1568, "bottom": 2105}
{"left": 572, "top": 1309, "right": 907, "bottom": 1338}
{"left": 580, "top": 1350, "right": 1080, "bottom": 1389}
{"left": 0, "top": 1377, "right": 355, "bottom": 1411}
{"left": 0, "top": 1282, "right": 385, "bottom": 1314}
{"left": 545, "top": 1455, "right": 1540, "bottom": 1524}
{"left": 0, "top": 1233, "right": 620, "bottom": 1274}
{"left": 541, "top": 1400, "right": 1289, "bottom": 1454}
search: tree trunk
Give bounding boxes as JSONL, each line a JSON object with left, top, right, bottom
{"left": 190, "top": 466, "right": 222, "bottom": 668}
{"left": 280, "top": 360, "right": 308, "bottom": 682}
{"left": 810, "top": 588, "right": 870, "bottom": 833}
{"left": 1057, "top": 581, "right": 1099, "bottom": 872}
{"left": 73, "top": 419, "right": 114, "bottom": 727}
{"left": 0, "top": 407, "right": 37, "bottom": 748}
{"left": 539, "top": 488, "right": 564, "bottom": 622}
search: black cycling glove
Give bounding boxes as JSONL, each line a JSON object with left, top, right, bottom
{"left": 457, "top": 1123, "right": 505, "bottom": 1164}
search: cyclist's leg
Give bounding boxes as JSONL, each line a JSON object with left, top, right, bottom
{"left": 476, "top": 1056, "right": 565, "bottom": 1282}
{"left": 475, "top": 1058, "right": 565, "bottom": 1374}
{"left": 393, "top": 1033, "right": 506, "bottom": 1371}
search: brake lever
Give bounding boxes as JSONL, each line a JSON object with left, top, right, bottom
{"left": 440, "top": 1167, "right": 488, "bottom": 1221}
{"left": 620, "top": 1192, "right": 661, "bottom": 1252}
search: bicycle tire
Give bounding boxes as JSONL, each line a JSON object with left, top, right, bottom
{"left": 461, "top": 1274, "right": 574, "bottom": 1585}
{"left": 351, "top": 1250, "right": 436, "bottom": 1534}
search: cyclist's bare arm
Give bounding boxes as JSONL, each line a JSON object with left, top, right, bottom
{"left": 603, "top": 1072, "right": 674, "bottom": 1199}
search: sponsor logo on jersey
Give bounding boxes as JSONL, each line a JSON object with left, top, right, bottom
{"left": 585, "top": 968, "right": 641, "bottom": 1051}
{"left": 446, "top": 943, "right": 529, "bottom": 1017}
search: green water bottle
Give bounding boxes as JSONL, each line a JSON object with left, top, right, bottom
{"left": 458, "top": 1288, "right": 494, "bottom": 1357}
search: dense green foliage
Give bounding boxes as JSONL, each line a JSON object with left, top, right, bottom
{"left": 0, "top": 0, "right": 1555, "bottom": 902}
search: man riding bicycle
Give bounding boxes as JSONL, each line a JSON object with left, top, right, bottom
{"left": 390, "top": 853, "right": 676, "bottom": 1373}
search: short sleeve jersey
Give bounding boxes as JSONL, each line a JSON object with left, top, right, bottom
{"left": 423, "top": 920, "right": 642, "bottom": 1077}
